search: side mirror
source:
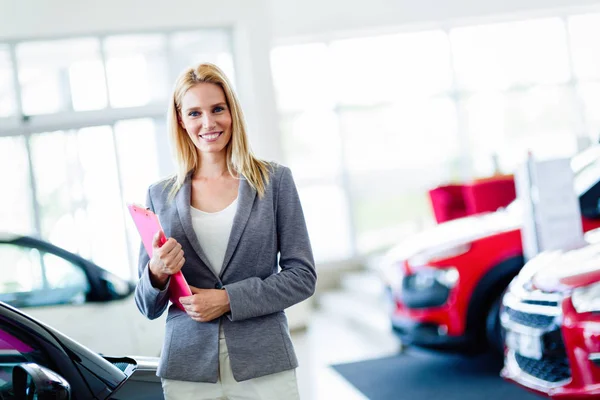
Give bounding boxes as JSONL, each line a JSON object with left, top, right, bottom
{"left": 12, "top": 363, "right": 71, "bottom": 400}
{"left": 100, "top": 271, "right": 136, "bottom": 300}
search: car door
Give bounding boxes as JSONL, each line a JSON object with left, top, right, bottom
{"left": 0, "top": 306, "right": 94, "bottom": 399}
{"left": 0, "top": 322, "right": 49, "bottom": 399}
{"left": 0, "top": 240, "right": 163, "bottom": 356}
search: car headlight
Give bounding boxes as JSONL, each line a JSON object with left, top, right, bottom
{"left": 401, "top": 266, "right": 459, "bottom": 308}
{"left": 404, "top": 266, "right": 459, "bottom": 290}
{"left": 572, "top": 281, "right": 600, "bottom": 313}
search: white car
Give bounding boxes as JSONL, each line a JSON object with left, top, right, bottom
{"left": 0, "top": 233, "right": 164, "bottom": 356}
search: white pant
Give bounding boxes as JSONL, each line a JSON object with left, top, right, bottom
{"left": 162, "top": 330, "right": 300, "bottom": 400}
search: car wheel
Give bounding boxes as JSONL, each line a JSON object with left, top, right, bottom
{"left": 485, "top": 295, "right": 504, "bottom": 354}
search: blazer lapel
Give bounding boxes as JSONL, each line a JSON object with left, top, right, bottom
{"left": 175, "top": 173, "right": 214, "bottom": 273}
{"left": 220, "top": 176, "right": 256, "bottom": 278}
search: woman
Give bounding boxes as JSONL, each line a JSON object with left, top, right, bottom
{"left": 134, "top": 63, "right": 316, "bottom": 400}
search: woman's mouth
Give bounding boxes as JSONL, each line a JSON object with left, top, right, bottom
{"left": 199, "top": 131, "right": 222, "bottom": 142}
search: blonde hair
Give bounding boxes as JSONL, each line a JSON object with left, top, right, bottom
{"left": 167, "top": 63, "right": 270, "bottom": 199}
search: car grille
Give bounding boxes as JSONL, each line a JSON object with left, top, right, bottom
{"left": 503, "top": 307, "right": 556, "bottom": 329}
{"left": 522, "top": 299, "right": 559, "bottom": 307}
{"left": 515, "top": 353, "right": 571, "bottom": 383}
{"left": 503, "top": 289, "right": 571, "bottom": 385}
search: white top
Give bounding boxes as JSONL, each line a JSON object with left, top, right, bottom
{"left": 190, "top": 198, "right": 238, "bottom": 277}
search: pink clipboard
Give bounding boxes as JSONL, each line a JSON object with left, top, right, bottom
{"left": 127, "top": 203, "right": 192, "bottom": 311}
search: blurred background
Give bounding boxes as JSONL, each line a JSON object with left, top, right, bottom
{"left": 3, "top": 0, "right": 600, "bottom": 398}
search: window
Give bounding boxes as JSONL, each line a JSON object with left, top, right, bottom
{"left": 271, "top": 42, "right": 351, "bottom": 260}
{"left": 271, "top": 43, "right": 335, "bottom": 112}
{"left": 350, "top": 177, "right": 430, "bottom": 253}
{"left": 451, "top": 18, "right": 570, "bottom": 91}
{"left": 114, "top": 118, "right": 161, "bottom": 269}
{"left": 579, "top": 83, "right": 600, "bottom": 141}
{"left": 272, "top": 13, "right": 600, "bottom": 259}
{"left": 298, "top": 185, "right": 353, "bottom": 262}
{"left": 0, "top": 137, "right": 34, "bottom": 234}
{"left": 43, "top": 252, "right": 88, "bottom": 292}
{"left": 104, "top": 35, "right": 170, "bottom": 108}
{"left": 279, "top": 111, "right": 342, "bottom": 181}
{"left": 569, "top": 13, "right": 600, "bottom": 144}
{"left": 463, "top": 86, "right": 582, "bottom": 175}
{"left": 339, "top": 98, "right": 459, "bottom": 172}
{"left": 0, "top": 29, "right": 235, "bottom": 278}
{"left": 16, "top": 38, "right": 107, "bottom": 115}
{"left": 170, "top": 29, "right": 236, "bottom": 86}
{"left": 272, "top": 32, "right": 460, "bottom": 257}
{"left": 0, "top": 45, "right": 16, "bottom": 118}
{"left": 451, "top": 18, "right": 580, "bottom": 176}
{"left": 338, "top": 98, "right": 460, "bottom": 250}
{"left": 29, "top": 127, "right": 128, "bottom": 279}
{"left": 0, "top": 244, "right": 44, "bottom": 295}
{"left": 330, "top": 31, "right": 452, "bottom": 105}
{"left": 568, "top": 14, "right": 600, "bottom": 81}
{"left": 0, "top": 243, "right": 89, "bottom": 308}
{"left": 114, "top": 119, "right": 161, "bottom": 204}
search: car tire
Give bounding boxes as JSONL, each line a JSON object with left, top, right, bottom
{"left": 485, "top": 295, "right": 504, "bottom": 354}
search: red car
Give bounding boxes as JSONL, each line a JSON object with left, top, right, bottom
{"left": 381, "top": 145, "right": 600, "bottom": 352}
{"left": 501, "top": 230, "right": 600, "bottom": 398}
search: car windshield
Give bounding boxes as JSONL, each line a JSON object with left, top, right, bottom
{"left": 573, "top": 145, "right": 600, "bottom": 194}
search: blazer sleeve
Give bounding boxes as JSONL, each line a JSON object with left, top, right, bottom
{"left": 134, "top": 187, "right": 171, "bottom": 320}
{"left": 224, "top": 166, "right": 317, "bottom": 321}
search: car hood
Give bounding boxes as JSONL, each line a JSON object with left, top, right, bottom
{"left": 531, "top": 243, "right": 600, "bottom": 292}
{"left": 106, "top": 356, "right": 162, "bottom": 399}
{"left": 384, "top": 210, "right": 520, "bottom": 263}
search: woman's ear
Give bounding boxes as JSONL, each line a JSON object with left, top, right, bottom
{"left": 177, "top": 113, "right": 186, "bottom": 130}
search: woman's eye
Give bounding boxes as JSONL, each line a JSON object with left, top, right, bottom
{"left": 188, "top": 111, "right": 200, "bottom": 117}
{"left": 213, "top": 106, "right": 224, "bottom": 113}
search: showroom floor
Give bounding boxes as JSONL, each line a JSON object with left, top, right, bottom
{"left": 291, "top": 271, "right": 543, "bottom": 400}
{"left": 291, "top": 271, "right": 401, "bottom": 400}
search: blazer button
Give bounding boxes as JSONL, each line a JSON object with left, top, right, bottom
{"left": 215, "top": 282, "right": 223, "bottom": 289}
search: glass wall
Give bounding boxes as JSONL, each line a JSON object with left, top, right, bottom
{"left": 271, "top": 13, "right": 600, "bottom": 260}
{"left": 0, "top": 29, "right": 234, "bottom": 279}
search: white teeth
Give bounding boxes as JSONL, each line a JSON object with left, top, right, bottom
{"left": 201, "top": 133, "right": 220, "bottom": 140}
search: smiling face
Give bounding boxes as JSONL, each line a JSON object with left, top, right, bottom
{"left": 178, "top": 82, "right": 233, "bottom": 156}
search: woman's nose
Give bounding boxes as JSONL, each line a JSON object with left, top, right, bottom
{"left": 202, "top": 114, "right": 216, "bottom": 128}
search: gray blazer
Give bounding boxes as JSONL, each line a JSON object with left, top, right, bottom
{"left": 134, "top": 164, "right": 316, "bottom": 383}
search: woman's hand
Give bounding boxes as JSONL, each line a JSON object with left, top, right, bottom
{"left": 148, "top": 230, "right": 185, "bottom": 289}
{"left": 179, "top": 285, "right": 231, "bottom": 322}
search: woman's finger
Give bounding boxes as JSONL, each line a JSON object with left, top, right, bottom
{"left": 179, "top": 296, "right": 194, "bottom": 306}
{"left": 158, "top": 238, "right": 177, "bottom": 255}
{"left": 164, "top": 241, "right": 182, "bottom": 258}
{"left": 172, "top": 250, "right": 184, "bottom": 264}
{"left": 152, "top": 230, "right": 165, "bottom": 249}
